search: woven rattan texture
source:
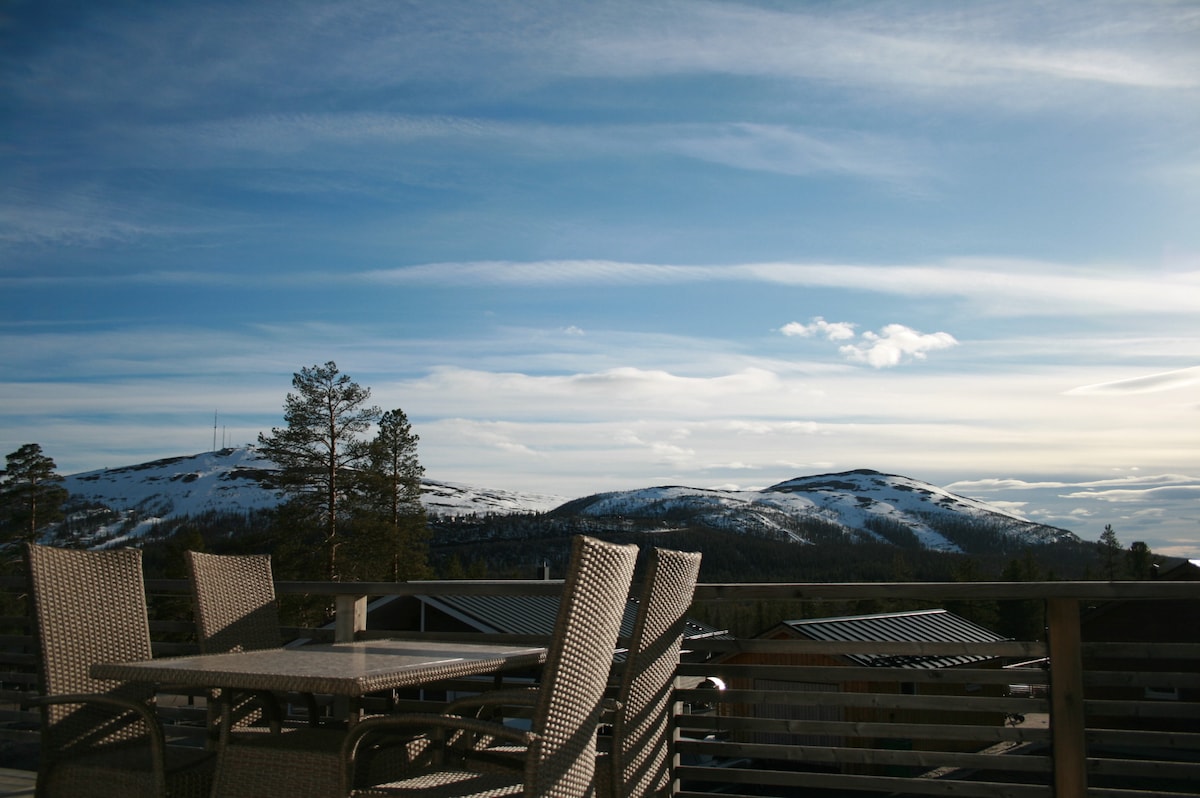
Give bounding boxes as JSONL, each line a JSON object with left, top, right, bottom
{"left": 36, "top": 745, "right": 213, "bottom": 798}
{"left": 523, "top": 536, "right": 638, "bottom": 798}
{"left": 437, "top": 547, "right": 701, "bottom": 798}
{"left": 212, "top": 726, "right": 343, "bottom": 798}
{"left": 609, "top": 548, "right": 702, "bottom": 798}
{"left": 26, "top": 544, "right": 214, "bottom": 798}
{"left": 346, "top": 534, "right": 638, "bottom": 798}
{"left": 186, "top": 550, "right": 290, "bottom": 735}
{"left": 186, "top": 551, "right": 282, "bottom": 654}
{"left": 28, "top": 546, "right": 154, "bottom": 722}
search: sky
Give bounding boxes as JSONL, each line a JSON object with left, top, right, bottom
{"left": 2, "top": 0, "right": 1199, "bottom": 557}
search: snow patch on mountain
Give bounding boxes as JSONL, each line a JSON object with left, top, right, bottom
{"left": 64, "top": 447, "right": 281, "bottom": 519}
{"left": 564, "top": 469, "right": 1076, "bottom": 551}
{"left": 59, "top": 447, "right": 568, "bottom": 545}
{"left": 56, "top": 451, "right": 1075, "bottom": 553}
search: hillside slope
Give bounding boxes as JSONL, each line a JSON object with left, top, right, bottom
{"left": 59, "top": 447, "right": 568, "bottom": 546}
{"left": 557, "top": 469, "right": 1076, "bottom": 552}
{"left": 56, "top": 449, "right": 1076, "bottom": 554}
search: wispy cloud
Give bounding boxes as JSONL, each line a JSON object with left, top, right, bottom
{"left": 361, "top": 260, "right": 713, "bottom": 288}
{"left": 359, "top": 259, "right": 1200, "bottom": 320}
{"left": 8, "top": 259, "right": 1199, "bottom": 323}
{"left": 121, "top": 114, "right": 927, "bottom": 190}
{"left": 1067, "top": 366, "right": 1200, "bottom": 395}
{"left": 573, "top": 1, "right": 1200, "bottom": 97}
{"left": 661, "top": 123, "right": 925, "bottom": 183}
{"left": 1062, "top": 485, "right": 1200, "bottom": 503}
{"left": 15, "top": 2, "right": 1195, "bottom": 145}
{"left": 947, "top": 473, "right": 1200, "bottom": 492}
{"left": 744, "top": 260, "right": 1200, "bottom": 316}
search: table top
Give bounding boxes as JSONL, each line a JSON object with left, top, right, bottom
{"left": 91, "top": 638, "right": 546, "bottom": 697}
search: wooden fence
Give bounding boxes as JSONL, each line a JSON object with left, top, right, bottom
{"left": 2, "top": 576, "right": 1197, "bottom": 797}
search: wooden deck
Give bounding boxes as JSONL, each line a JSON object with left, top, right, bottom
{"left": 0, "top": 768, "right": 35, "bottom": 798}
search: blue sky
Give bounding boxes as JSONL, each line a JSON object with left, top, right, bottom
{"left": 3, "top": 0, "right": 1199, "bottom": 556}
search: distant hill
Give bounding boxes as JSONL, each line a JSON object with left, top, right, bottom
{"left": 55, "top": 448, "right": 1076, "bottom": 556}
{"left": 58, "top": 447, "right": 567, "bottom": 548}
{"left": 556, "top": 469, "right": 1077, "bottom": 553}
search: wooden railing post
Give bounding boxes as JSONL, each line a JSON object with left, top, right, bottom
{"left": 335, "top": 594, "right": 367, "bottom": 643}
{"left": 1047, "top": 597, "right": 1087, "bottom": 798}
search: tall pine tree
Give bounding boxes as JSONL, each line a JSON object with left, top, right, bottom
{"left": 1098, "top": 524, "right": 1122, "bottom": 580}
{"left": 257, "top": 362, "right": 380, "bottom": 580}
{"left": 1, "top": 443, "right": 69, "bottom": 559}
{"left": 350, "top": 408, "right": 430, "bottom": 581}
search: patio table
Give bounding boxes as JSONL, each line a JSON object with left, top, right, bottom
{"left": 91, "top": 638, "right": 546, "bottom": 703}
{"left": 91, "top": 639, "right": 547, "bottom": 798}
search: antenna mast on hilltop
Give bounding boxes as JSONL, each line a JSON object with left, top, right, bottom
{"left": 213, "top": 411, "right": 218, "bottom": 451}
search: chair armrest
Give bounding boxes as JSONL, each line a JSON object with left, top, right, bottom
{"left": 342, "top": 713, "right": 536, "bottom": 791}
{"left": 31, "top": 692, "right": 169, "bottom": 774}
{"left": 32, "top": 692, "right": 166, "bottom": 734}
{"left": 444, "top": 686, "right": 539, "bottom": 719}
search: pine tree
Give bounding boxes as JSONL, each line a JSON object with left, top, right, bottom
{"left": 257, "top": 362, "right": 380, "bottom": 581}
{"left": 1126, "top": 541, "right": 1153, "bottom": 580}
{"left": 1098, "top": 524, "right": 1122, "bottom": 580}
{"left": 998, "top": 552, "right": 1045, "bottom": 641}
{"left": 1, "top": 443, "right": 69, "bottom": 555}
{"left": 351, "top": 408, "right": 430, "bottom": 581}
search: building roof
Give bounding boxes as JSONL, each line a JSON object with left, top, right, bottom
{"left": 364, "top": 592, "right": 727, "bottom": 660}
{"left": 776, "top": 608, "right": 1007, "bottom": 669}
{"left": 419, "top": 593, "right": 724, "bottom": 642}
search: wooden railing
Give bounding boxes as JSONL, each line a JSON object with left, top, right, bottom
{"left": 675, "top": 582, "right": 1200, "bottom": 798}
{"left": 2, "top": 577, "right": 1197, "bottom": 797}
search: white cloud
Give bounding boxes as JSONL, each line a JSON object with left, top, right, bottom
{"left": 361, "top": 259, "right": 1200, "bottom": 318}
{"left": 839, "top": 324, "right": 958, "bottom": 368}
{"left": 664, "top": 123, "right": 924, "bottom": 183}
{"left": 1062, "top": 485, "right": 1200, "bottom": 503}
{"left": 9, "top": 260, "right": 1199, "bottom": 323}
{"left": 1067, "top": 365, "right": 1200, "bottom": 395}
{"left": 744, "top": 260, "right": 1200, "bottom": 317}
{"left": 704, "top": 461, "right": 758, "bottom": 471}
{"left": 947, "top": 473, "right": 1200, "bottom": 492}
{"left": 571, "top": 1, "right": 1200, "bottom": 103}
{"left": 781, "top": 317, "right": 857, "bottom": 341}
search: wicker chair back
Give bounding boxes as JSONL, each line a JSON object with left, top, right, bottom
{"left": 186, "top": 551, "right": 282, "bottom": 654}
{"left": 26, "top": 543, "right": 213, "bottom": 798}
{"left": 27, "top": 544, "right": 156, "bottom": 745}
{"left": 609, "top": 547, "right": 702, "bottom": 798}
{"left": 523, "top": 535, "right": 638, "bottom": 798}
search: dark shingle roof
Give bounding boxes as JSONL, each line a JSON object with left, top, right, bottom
{"left": 420, "top": 593, "right": 723, "bottom": 642}
{"left": 779, "top": 608, "right": 1007, "bottom": 669}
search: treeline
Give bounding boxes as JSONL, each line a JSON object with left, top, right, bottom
{"left": 67, "top": 500, "right": 1159, "bottom": 640}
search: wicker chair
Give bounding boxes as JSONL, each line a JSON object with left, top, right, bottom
{"left": 25, "top": 543, "right": 214, "bottom": 798}
{"left": 185, "top": 550, "right": 320, "bottom": 735}
{"left": 604, "top": 547, "right": 702, "bottom": 798}
{"left": 341, "top": 534, "right": 639, "bottom": 797}
{"left": 443, "top": 547, "right": 702, "bottom": 798}
{"left": 186, "top": 551, "right": 282, "bottom": 655}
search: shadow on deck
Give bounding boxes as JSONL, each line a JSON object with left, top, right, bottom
{"left": 0, "top": 768, "right": 35, "bottom": 798}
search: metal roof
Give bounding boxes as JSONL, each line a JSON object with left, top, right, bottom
{"left": 779, "top": 608, "right": 1007, "bottom": 669}
{"left": 416, "top": 593, "right": 726, "bottom": 656}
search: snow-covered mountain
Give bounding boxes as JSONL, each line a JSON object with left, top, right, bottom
{"left": 59, "top": 447, "right": 568, "bottom": 546}
{"left": 558, "top": 469, "right": 1077, "bottom": 552}
{"left": 57, "top": 449, "right": 1076, "bottom": 553}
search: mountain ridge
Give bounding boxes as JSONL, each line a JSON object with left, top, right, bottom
{"left": 55, "top": 447, "right": 1077, "bottom": 553}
